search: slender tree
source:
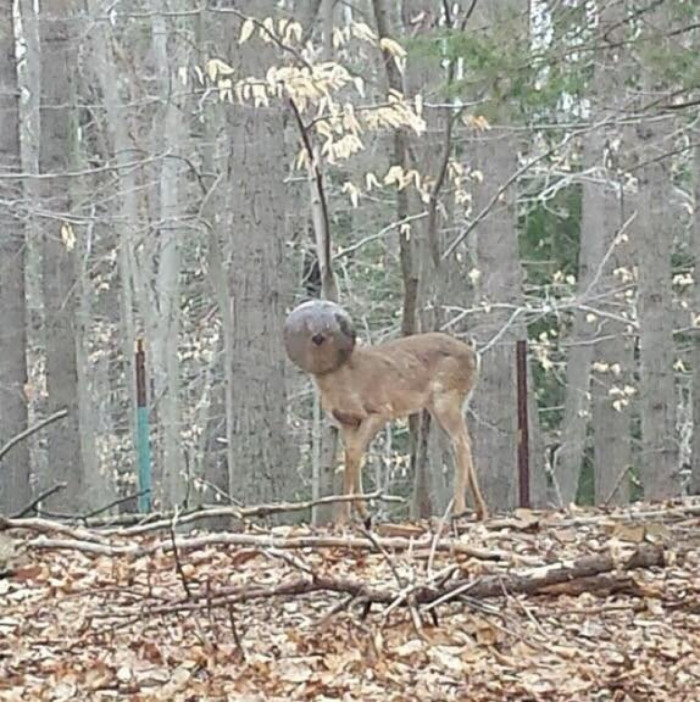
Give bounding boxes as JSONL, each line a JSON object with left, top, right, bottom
{"left": 39, "top": 0, "right": 84, "bottom": 511}
{"left": 634, "top": 4, "right": 679, "bottom": 499}
{"left": 0, "top": 1, "right": 31, "bottom": 512}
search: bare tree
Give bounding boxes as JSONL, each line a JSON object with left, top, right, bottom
{"left": 0, "top": 1, "right": 31, "bottom": 512}
{"left": 464, "top": 1, "right": 526, "bottom": 513}
{"left": 634, "top": 5, "right": 679, "bottom": 499}
{"left": 39, "top": 0, "right": 84, "bottom": 511}
{"left": 223, "top": 1, "right": 297, "bottom": 506}
{"left": 556, "top": 0, "right": 632, "bottom": 506}
{"left": 149, "top": 6, "right": 188, "bottom": 508}
{"left": 692, "top": 129, "right": 700, "bottom": 496}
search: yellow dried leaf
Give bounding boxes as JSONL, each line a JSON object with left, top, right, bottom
{"left": 239, "top": 18, "right": 255, "bottom": 44}
{"left": 261, "top": 17, "right": 275, "bottom": 41}
{"left": 351, "top": 21, "right": 377, "bottom": 43}
{"left": 379, "top": 37, "right": 407, "bottom": 59}
{"left": 60, "top": 223, "right": 76, "bottom": 252}
{"left": 284, "top": 21, "right": 302, "bottom": 44}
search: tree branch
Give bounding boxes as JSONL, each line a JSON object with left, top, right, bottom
{"left": 0, "top": 409, "right": 68, "bottom": 464}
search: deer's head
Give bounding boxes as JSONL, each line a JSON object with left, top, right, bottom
{"left": 284, "top": 300, "right": 356, "bottom": 375}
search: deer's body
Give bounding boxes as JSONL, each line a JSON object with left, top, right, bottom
{"left": 313, "top": 332, "right": 488, "bottom": 523}
{"left": 315, "top": 333, "right": 475, "bottom": 425}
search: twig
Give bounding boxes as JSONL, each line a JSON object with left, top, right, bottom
{"left": 362, "top": 527, "right": 424, "bottom": 635}
{"left": 227, "top": 605, "right": 246, "bottom": 661}
{"left": 11, "top": 483, "right": 67, "bottom": 518}
{"left": 81, "top": 490, "right": 149, "bottom": 520}
{"left": 170, "top": 507, "right": 192, "bottom": 600}
{"left": 442, "top": 118, "right": 614, "bottom": 260}
{"left": 360, "top": 527, "right": 406, "bottom": 587}
{"left": 428, "top": 498, "right": 454, "bottom": 577}
{"left": 318, "top": 594, "right": 357, "bottom": 626}
{"left": 602, "top": 465, "right": 633, "bottom": 507}
{"left": 498, "top": 576, "right": 550, "bottom": 641}
{"left": 0, "top": 409, "right": 68, "bottom": 464}
{"left": 264, "top": 548, "right": 315, "bottom": 576}
{"left": 333, "top": 213, "right": 428, "bottom": 260}
{"left": 423, "top": 579, "right": 481, "bottom": 612}
{"left": 26, "top": 537, "right": 131, "bottom": 556}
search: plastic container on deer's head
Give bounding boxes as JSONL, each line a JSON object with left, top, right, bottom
{"left": 283, "top": 300, "right": 356, "bottom": 375}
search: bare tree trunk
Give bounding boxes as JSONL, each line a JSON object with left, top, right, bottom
{"left": 294, "top": 0, "right": 340, "bottom": 525}
{"left": 635, "top": 140, "right": 678, "bottom": 497}
{"left": 405, "top": 0, "right": 450, "bottom": 518}
{"left": 451, "top": 1, "right": 526, "bottom": 515}
{"left": 371, "top": 0, "right": 426, "bottom": 517}
{"left": 150, "top": 8, "right": 186, "bottom": 509}
{"left": 39, "top": 0, "right": 84, "bottom": 511}
{"left": 89, "top": 1, "right": 139, "bottom": 499}
{"left": 555, "top": 0, "right": 631, "bottom": 506}
{"left": 469, "top": 128, "right": 522, "bottom": 513}
{"left": 0, "top": 2, "right": 30, "bottom": 512}
{"left": 554, "top": 156, "right": 605, "bottom": 503}
{"left": 16, "top": 0, "right": 43, "bottom": 497}
{"left": 634, "top": 5, "right": 679, "bottom": 498}
{"left": 692, "top": 134, "right": 700, "bottom": 496}
{"left": 224, "top": 2, "right": 296, "bottom": 507}
{"left": 371, "top": 0, "right": 417, "bottom": 338}
{"left": 590, "top": 176, "right": 634, "bottom": 506}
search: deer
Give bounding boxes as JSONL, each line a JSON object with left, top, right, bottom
{"left": 284, "top": 300, "right": 488, "bottom": 525}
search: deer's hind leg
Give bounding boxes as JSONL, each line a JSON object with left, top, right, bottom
{"left": 430, "top": 391, "right": 488, "bottom": 521}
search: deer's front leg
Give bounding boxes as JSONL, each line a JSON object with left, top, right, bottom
{"left": 337, "top": 414, "right": 385, "bottom": 525}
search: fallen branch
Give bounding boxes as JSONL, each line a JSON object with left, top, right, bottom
{"left": 554, "top": 502, "right": 700, "bottom": 527}
{"left": 537, "top": 573, "right": 647, "bottom": 598}
{"left": 103, "top": 491, "right": 404, "bottom": 536}
{"left": 100, "top": 544, "right": 668, "bottom": 619}
{"left": 162, "top": 532, "right": 504, "bottom": 561}
{"left": 0, "top": 515, "right": 107, "bottom": 544}
{"left": 26, "top": 530, "right": 505, "bottom": 561}
{"left": 26, "top": 537, "right": 134, "bottom": 556}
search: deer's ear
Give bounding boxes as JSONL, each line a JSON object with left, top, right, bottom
{"left": 335, "top": 313, "right": 356, "bottom": 343}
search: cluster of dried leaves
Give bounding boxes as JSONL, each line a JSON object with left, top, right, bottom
{"left": 1, "top": 500, "right": 699, "bottom": 701}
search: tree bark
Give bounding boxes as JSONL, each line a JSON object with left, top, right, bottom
{"left": 225, "top": 1, "right": 296, "bottom": 508}
{"left": 634, "top": 6, "right": 679, "bottom": 499}
{"left": 0, "top": 3, "right": 31, "bottom": 513}
{"left": 692, "top": 134, "right": 700, "bottom": 496}
{"left": 554, "top": 1, "right": 628, "bottom": 506}
{"left": 150, "top": 7, "right": 187, "bottom": 508}
{"left": 39, "top": 0, "right": 84, "bottom": 511}
{"left": 89, "top": 1, "right": 140, "bottom": 502}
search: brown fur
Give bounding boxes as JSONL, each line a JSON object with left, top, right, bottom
{"left": 312, "top": 332, "right": 488, "bottom": 523}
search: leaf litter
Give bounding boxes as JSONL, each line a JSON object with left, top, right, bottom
{"left": 1, "top": 499, "right": 699, "bottom": 700}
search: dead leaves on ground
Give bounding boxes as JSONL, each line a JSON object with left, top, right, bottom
{"left": 1, "top": 501, "right": 700, "bottom": 700}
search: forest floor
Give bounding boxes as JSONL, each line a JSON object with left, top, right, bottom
{"left": 1, "top": 499, "right": 700, "bottom": 701}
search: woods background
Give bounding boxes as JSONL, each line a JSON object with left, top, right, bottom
{"left": 1, "top": 0, "right": 699, "bottom": 520}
